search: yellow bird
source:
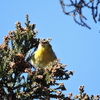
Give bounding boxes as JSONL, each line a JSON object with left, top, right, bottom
{"left": 31, "top": 40, "right": 57, "bottom": 68}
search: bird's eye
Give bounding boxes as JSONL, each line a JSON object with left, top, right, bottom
{"left": 42, "top": 41, "right": 48, "bottom": 44}
{"left": 44, "top": 42, "right": 47, "bottom": 44}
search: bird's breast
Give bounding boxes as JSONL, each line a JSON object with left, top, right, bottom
{"left": 34, "top": 48, "right": 54, "bottom": 66}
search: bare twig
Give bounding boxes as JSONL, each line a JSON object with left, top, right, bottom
{"left": 60, "top": 0, "right": 100, "bottom": 29}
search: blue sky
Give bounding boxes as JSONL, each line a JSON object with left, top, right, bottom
{"left": 0, "top": 0, "right": 100, "bottom": 97}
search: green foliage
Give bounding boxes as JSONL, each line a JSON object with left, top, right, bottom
{"left": 0, "top": 15, "right": 73, "bottom": 100}
{"left": 0, "top": 15, "right": 98, "bottom": 100}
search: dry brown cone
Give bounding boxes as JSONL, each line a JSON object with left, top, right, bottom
{"left": 13, "top": 53, "right": 31, "bottom": 72}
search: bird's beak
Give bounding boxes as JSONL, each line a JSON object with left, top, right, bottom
{"left": 40, "top": 42, "right": 44, "bottom": 46}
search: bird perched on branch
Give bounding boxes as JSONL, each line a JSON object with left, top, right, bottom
{"left": 31, "top": 39, "right": 57, "bottom": 68}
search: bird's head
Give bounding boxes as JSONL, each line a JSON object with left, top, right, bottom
{"left": 38, "top": 39, "right": 52, "bottom": 50}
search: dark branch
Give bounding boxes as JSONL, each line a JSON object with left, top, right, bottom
{"left": 59, "top": 0, "right": 100, "bottom": 29}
